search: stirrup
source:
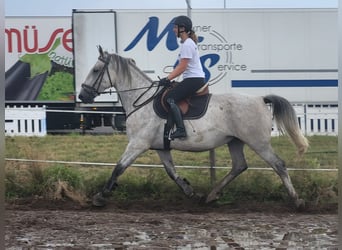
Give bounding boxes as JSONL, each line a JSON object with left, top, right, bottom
{"left": 170, "top": 129, "right": 187, "bottom": 140}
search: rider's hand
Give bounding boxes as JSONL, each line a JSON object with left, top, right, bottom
{"left": 159, "top": 77, "right": 171, "bottom": 87}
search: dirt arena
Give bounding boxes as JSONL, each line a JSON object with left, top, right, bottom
{"left": 5, "top": 199, "right": 338, "bottom": 249}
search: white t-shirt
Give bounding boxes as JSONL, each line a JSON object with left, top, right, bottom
{"left": 178, "top": 38, "right": 205, "bottom": 79}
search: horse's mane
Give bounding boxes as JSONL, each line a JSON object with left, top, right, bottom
{"left": 110, "top": 53, "right": 154, "bottom": 87}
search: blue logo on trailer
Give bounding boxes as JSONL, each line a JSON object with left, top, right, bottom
{"left": 124, "top": 16, "right": 220, "bottom": 83}
{"left": 124, "top": 16, "right": 338, "bottom": 88}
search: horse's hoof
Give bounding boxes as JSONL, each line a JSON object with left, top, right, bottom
{"left": 295, "top": 199, "right": 306, "bottom": 211}
{"left": 205, "top": 193, "right": 219, "bottom": 204}
{"left": 184, "top": 188, "right": 194, "bottom": 197}
{"left": 92, "top": 192, "right": 107, "bottom": 207}
{"left": 191, "top": 193, "right": 205, "bottom": 203}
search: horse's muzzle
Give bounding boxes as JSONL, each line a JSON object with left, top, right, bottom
{"left": 78, "top": 90, "right": 94, "bottom": 104}
{"left": 79, "top": 84, "right": 98, "bottom": 103}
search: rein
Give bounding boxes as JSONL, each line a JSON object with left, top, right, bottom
{"left": 82, "top": 54, "right": 162, "bottom": 118}
{"left": 128, "top": 81, "right": 162, "bottom": 118}
{"left": 100, "top": 81, "right": 161, "bottom": 118}
{"left": 100, "top": 83, "right": 159, "bottom": 95}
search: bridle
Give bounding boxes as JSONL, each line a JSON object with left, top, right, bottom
{"left": 81, "top": 55, "right": 114, "bottom": 99}
{"left": 81, "top": 54, "right": 162, "bottom": 118}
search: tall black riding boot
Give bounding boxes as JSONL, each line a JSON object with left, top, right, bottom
{"left": 167, "top": 98, "right": 187, "bottom": 139}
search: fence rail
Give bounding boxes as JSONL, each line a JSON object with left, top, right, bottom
{"left": 4, "top": 103, "right": 338, "bottom": 136}
{"left": 5, "top": 158, "right": 338, "bottom": 172}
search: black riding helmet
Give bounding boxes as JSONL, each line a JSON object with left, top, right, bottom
{"left": 173, "top": 15, "right": 192, "bottom": 34}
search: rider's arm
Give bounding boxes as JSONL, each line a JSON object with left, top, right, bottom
{"left": 167, "top": 58, "right": 189, "bottom": 81}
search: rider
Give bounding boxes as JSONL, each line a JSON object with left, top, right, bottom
{"left": 159, "top": 15, "right": 206, "bottom": 140}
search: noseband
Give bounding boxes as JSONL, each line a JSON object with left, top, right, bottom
{"left": 81, "top": 55, "right": 114, "bottom": 99}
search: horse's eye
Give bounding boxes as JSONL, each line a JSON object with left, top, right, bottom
{"left": 93, "top": 67, "right": 99, "bottom": 73}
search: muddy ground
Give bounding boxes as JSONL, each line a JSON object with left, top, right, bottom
{"left": 5, "top": 199, "right": 338, "bottom": 249}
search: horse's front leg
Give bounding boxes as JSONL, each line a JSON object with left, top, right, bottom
{"left": 92, "top": 141, "right": 149, "bottom": 207}
{"left": 156, "top": 150, "right": 195, "bottom": 198}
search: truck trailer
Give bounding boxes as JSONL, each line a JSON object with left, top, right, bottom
{"left": 5, "top": 9, "right": 338, "bottom": 132}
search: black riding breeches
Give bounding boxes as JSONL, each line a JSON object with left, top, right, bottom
{"left": 165, "top": 77, "right": 206, "bottom": 103}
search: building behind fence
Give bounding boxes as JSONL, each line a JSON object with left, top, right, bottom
{"left": 4, "top": 104, "right": 338, "bottom": 136}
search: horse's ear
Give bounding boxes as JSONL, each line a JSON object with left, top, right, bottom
{"left": 129, "top": 58, "right": 136, "bottom": 65}
{"left": 97, "top": 45, "right": 104, "bottom": 57}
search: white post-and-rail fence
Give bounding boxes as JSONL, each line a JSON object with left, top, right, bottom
{"left": 5, "top": 105, "right": 47, "bottom": 136}
{"left": 4, "top": 103, "right": 338, "bottom": 137}
{"left": 272, "top": 103, "right": 338, "bottom": 136}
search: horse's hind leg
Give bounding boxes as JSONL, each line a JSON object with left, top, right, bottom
{"left": 156, "top": 150, "right": 194, "bottom": 197}
{"left": 253, "top": 143, "right": 304, "bottom": 209}
{"left": 206, "top": 138, "right": 248, "bottom": 203}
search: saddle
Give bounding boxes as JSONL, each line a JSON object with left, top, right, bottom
{"left": 153, "top": 82, "right": 211, "bottom": 120}
{"left": 153, "top": 82, "right": 211, "bottom": 149}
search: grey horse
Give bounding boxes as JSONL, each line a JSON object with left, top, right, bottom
{"left": 79, "top": 47, "right": 309, "bottom": 208}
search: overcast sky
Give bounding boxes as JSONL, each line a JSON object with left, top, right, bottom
{"left": 5, "top": 0, "right": 338, "bottom": 16}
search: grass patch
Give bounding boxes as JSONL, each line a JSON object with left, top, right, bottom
{"left": 5, "top": 134, "right": 337, "bottom": 207}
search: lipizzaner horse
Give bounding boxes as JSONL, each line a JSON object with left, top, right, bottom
{"left": 79, "top": 46, "right": 309, "bottom": 208}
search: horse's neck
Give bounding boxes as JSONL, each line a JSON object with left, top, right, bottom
{"left": 118, "top": 64, "right": 154, "bottom": 115}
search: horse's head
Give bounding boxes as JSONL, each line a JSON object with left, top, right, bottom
{"left": 78, "top": 45, "right": 116, "bottom": 103}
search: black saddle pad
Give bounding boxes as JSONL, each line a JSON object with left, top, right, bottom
{"left": 153, "top": 91, "right": 212, "bottom": 120}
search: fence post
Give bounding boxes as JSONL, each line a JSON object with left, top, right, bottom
{"left": 209, "top": 149, "right": 216, "bottom": 185}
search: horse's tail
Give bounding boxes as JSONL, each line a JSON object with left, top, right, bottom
{"left": 263, "top": 95, "right": 309, "bottom": 156}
